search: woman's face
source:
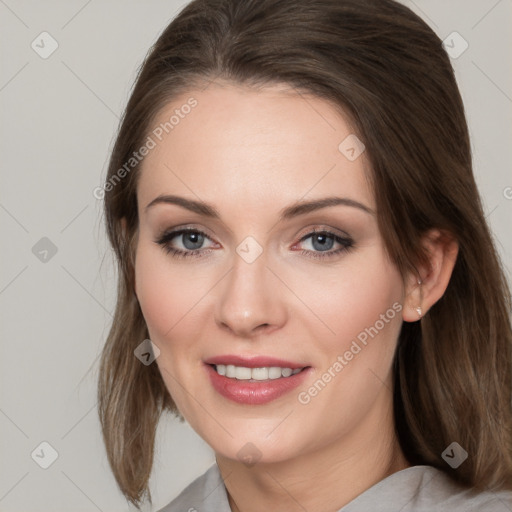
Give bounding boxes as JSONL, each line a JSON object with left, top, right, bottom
{"left": 134, "top": 81, "right": 406, "bottom": 464}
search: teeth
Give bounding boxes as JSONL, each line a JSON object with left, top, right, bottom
{"left": 235, "top": 366, "right": 251, "bottom": 380}
{"left": 214, "top": 364, "right": 303, "bottom": 380}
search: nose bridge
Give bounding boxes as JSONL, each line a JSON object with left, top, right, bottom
{"left": 215, "top": 244, "right": 286, "bottom": 335}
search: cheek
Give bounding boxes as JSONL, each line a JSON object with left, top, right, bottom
{"left": 135, "top": 245, "right": 196, "bottom": 340}
{"left": 291, "top": 247, "right": 403, "bottom": 351}
{"left": 336, "top": 266, "right": 401, "bottom": 342}
{"left": 289, "top": 249, "right": 403, "bottom": 444}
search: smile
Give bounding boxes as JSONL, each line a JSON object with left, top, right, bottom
{"left": 213, "top": 364, "right": 304, "bottom": 380}
{"left": 204, "top": 362, "right": 311, "bottom": 405}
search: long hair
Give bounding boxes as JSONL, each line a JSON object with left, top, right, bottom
{"left": 97, "top": 0, "right": 512, "bottom": 506}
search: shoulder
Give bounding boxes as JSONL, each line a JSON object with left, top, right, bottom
{"left": 156, "top": 463, "right": 230, "bottom": 512}
{"left": 418, "top": 466, "right": 512, "bottom": 511}
{"left": 341, "top": 465, "right": 512, "bottom": 512}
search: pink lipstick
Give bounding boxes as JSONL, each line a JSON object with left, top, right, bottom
{"left": 204, "top": 355, "right": 311, "bottom": 405}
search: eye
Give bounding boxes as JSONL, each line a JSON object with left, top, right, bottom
{"left": 294, "top": 229, "right": 354, "bottom": 259}
{"left": 155, "top": 228, "right": 216, "bottom": 259}
{"left": 155, "top": 226, "right": 354, "bottom": 261}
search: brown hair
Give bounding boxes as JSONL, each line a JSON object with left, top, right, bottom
{"left": 97, "top": 0, "right": 512, "bottom": 506}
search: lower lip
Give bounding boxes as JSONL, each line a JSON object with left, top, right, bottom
{"left": 205, "top": 364, "right": 311, "bottom": 405}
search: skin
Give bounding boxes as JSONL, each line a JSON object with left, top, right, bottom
{"left": 133, "top": 81, "right": 458, "bottom": 512}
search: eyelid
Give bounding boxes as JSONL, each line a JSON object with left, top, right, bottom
{"left": 294, "top": 225, "right": 352, "bottom": 243}
{"left": 292, "top": 228, "right": 353, "bottom": 253}
{"left": 157, "top": 226, "right": 218, "bottom": 247}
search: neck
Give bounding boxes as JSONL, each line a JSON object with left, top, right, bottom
{"left": 216, "top": 387, "right": 410, "bottom": 512}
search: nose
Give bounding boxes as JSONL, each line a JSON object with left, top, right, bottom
{"left": 214, "top": 252, "right": 288, "bottom": 338}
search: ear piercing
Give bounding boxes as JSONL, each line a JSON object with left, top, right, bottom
{"left": 415, "top": 306, "right": 422, "bottom": 318}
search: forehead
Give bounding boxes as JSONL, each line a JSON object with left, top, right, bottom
{"left": 137, "top": 82, "right": 374, "bottom": 214}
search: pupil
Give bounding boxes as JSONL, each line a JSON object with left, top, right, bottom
{"left": 183, "top": 232, "right": 204, "bottom": 250}
{"left": 312, "top": 234, "right": 334, "bottom": 251}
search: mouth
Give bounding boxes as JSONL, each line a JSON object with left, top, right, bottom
{"left": 203, "top": 356, "right": 312, "bottom": 405}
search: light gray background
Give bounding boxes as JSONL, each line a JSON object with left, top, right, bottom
{"left": 1, "top": 1, "right": 511, "bottom": 511}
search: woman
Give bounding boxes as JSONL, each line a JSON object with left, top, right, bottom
{"left": 97, "top": 0, "right": 512, "bottom": 510}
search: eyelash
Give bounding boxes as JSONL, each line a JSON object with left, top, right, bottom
{"left": 154, "top": 227, "right": 354, "bottom": 260}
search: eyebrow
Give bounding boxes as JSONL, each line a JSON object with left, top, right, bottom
{"left": 144, "top": 194, "right": 374, "bottom": 219}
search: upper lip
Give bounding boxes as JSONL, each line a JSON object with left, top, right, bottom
{"left": 204, "top": 354, "right": 308, "bottom": 369}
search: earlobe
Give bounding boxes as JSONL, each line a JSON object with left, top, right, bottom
{"left": 402, "top": 229, "right": 459, "bottom": 322}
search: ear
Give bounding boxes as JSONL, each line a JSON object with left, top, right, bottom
{"left": 402, "top": 229, "right": 459, "bottom": 322}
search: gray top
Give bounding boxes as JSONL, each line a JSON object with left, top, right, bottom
{"left": 158, "top": 462, "right": 512, "bottom": 511}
